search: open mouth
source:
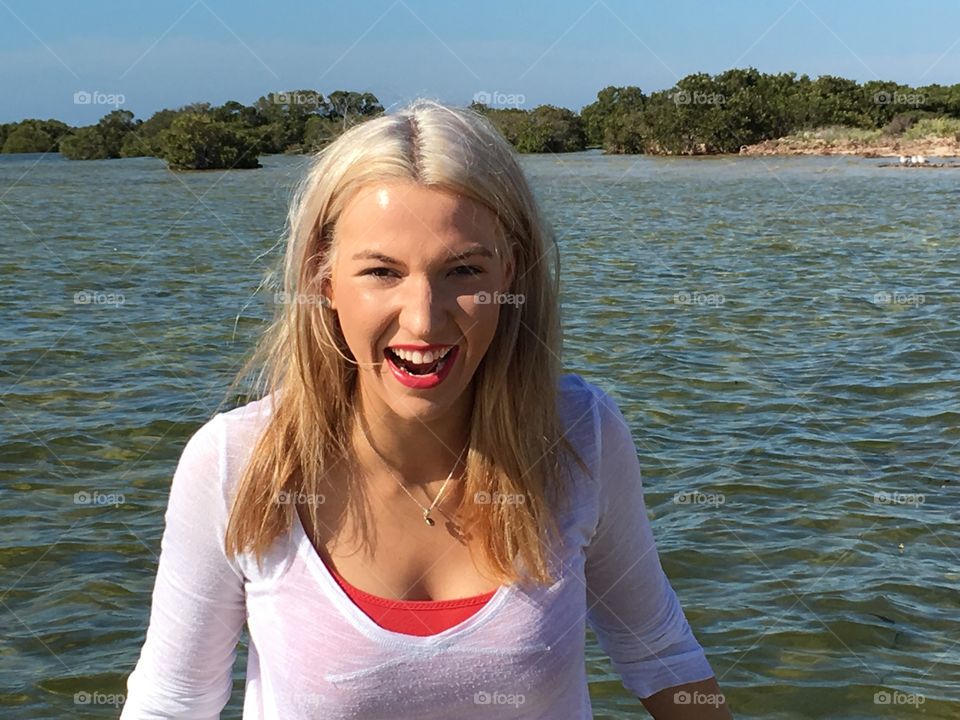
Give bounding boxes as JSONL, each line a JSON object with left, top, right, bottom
{"left": 384, "top": 346, "right": 456, "bottom": 377}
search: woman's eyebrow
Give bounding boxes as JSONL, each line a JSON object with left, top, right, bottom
{"left": 351, "top": 245, "right": 494, "bottom": 265}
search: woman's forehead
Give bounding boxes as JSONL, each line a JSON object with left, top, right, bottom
{"left": 335, "top": 182, "right": 501, "bottom": 247}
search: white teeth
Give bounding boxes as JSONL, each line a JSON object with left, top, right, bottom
{"left": 390, "top": 346, "right": 453, "bottom": 364}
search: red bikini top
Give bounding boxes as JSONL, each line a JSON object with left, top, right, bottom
{"left": 323, "top": 558, "right": 498, "bottom": 636}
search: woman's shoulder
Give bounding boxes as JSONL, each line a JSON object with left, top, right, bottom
{"left": 208, "top": 394, "right": 277, "bottom": 488}
{"left": 216, "top": 393, "right": 275, "bottom": 442}
{"left": 558, "top": 372, "right": 618, "bottom": 444}
{"left": 219, "top": 392, "right": 275, "bottom": 423}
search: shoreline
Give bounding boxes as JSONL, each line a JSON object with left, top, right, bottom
{"left": 738, "top": 135, "right": 960, "bottom": 158}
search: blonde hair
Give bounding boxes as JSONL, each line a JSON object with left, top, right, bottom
{"left": 222, "top": 98, "right": 588, "bottom": 587}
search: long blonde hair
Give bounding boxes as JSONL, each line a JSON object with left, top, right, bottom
{"left": 222, "top": 98, "right": 588, "bottom": 587}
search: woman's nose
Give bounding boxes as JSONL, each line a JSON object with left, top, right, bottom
{"left": 397, "top": 276, "right": 452, "bottom": 336}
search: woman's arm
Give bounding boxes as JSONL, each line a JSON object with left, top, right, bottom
{"left": 640, "top": 675, "right": 733, "bottom": 719}
{"left": 120, "top": 414, "right": 247, "bottom": 719}
{"left": 583, "top": 382, "right": 730, "bottom": 712}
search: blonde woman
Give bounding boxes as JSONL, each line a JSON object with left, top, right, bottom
{"left": 121, "top": 99, "right": 732, "bottom": 719}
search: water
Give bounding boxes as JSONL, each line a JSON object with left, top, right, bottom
{"left": 1, "top": 151, "right": 958, "bottom": 718}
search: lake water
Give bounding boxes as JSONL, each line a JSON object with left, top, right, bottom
{"left": 1, "top": 150, "right": 958, "bottom": 719}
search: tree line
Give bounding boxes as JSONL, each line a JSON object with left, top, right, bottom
{"left": 3, "top": 69, "right": 960, "bottom": 169}
{"left": 576, "top": 69, "right": 960, "bottom": 154}
{"left": 0, "top": 90, "right": 383, "bottom": 169}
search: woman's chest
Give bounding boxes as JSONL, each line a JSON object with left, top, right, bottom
{"left": 244, "top": 541, "right": 591, "bottom": 720}
{"left": 298, "top": 494, "right": 501, "bottom": 601}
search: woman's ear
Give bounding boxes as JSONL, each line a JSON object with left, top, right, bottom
{"left": 319, "top": 277, "right": 336, "bottom": 311}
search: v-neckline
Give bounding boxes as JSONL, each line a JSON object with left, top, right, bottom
{"left": 291, "top": 505, "right": 515, "bottom": 648}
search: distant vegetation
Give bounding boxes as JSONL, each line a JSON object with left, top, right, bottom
{"left": 0, "top": 90, "right": 383, "bottom": 170}
{"left": 2, "top": 70, "right": 960, "bottom": 169}
{"left": 572, "top": 69, "right": 960, "bottom": 154}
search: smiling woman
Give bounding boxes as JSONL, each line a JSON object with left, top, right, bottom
{"left": 329, "top": 181, "right": 509, "bottom": 400}
{"left": 119, "top": 99, "right": 732, "bottom": 719}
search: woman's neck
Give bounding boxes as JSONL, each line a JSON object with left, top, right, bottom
{"left": 349, "top": 392, "right": 472, "bottom": 493}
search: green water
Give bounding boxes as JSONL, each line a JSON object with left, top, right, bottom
{"left": 1, "top": 151, "right": 958, "bottom": 718}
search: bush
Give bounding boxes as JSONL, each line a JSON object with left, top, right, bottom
{"left": 903, "top": 117, "right": 960, "bottom": 140}
{"left": 882, "top": 112, "right": 921, "bottom": 136}
{"left": 159, "top": 113, "right": 261, "bottom": 170}
{"left": 60, "top": 110, "right": 136, "bottom": 160}
{"left": 120, "top": 109, "right": 181, "bottom": 157}
{"left": 1, "top": 120, "right": 67, "bottom": 153}
{"left": 515, "top": 105, "right": 586, "bottom": 153}
{"left": 60, "top": 127, "right": 111, "bottom": 160}
{"left": 302, "top": 115, "right": 339, "bottom": 151}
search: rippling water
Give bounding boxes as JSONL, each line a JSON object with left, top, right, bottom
{"left": 1, "top": 151, "right": 957, "bottom": 719}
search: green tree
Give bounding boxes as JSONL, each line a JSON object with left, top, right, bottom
{"left": 253, "top": 90, "right": 329, "bottom": 152}
{"left": 603, "top": 110, "right": 648, "bottom": 153}
{"left": 211, "top": 99, "right": 263, "bottom": 127}
{"left": 158, "top": 113, "right": 261, "bottom": 170}
{"left": 326, "top": 90, "right": 384, "bottom": 131}
{"left": 1, "top": 119, "right": 69, "bottom": 153}
{"left": 580, "top": 86, "right": 646, "bottom": 147}
{"left": 97, "top": 110, "right": 136, "bottom": 155}
{"left": 60, "top": 127, "right": 110, "bottom": 159}
{"left": 302, "top": 115, "right": 339, "bottom": 151}
{"left": 806, "top": 75, "right": 872, "bottom": 128}
{"left": 470, "top": 104, "right": 528, "bottom": 146}
{"left": 120, "top": 108, "right": 181, "bottom": 157}
{"left": 515, "top": 105, "right": 586, "bottom": 153}
{"left": 3, "top": 124, "right": 54, "bottom": 153}
{"left": 60, "top": 110, "right": 136, "bottom": 160}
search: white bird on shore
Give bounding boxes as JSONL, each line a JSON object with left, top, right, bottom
{"left": 910, "top": 155, "right": 919, "bottom": 165}
{"left": 899, "top": 155, "right": 907, "bottom": 165}
{"left": 917, "top": 155, "right": 926, "bottom": 165}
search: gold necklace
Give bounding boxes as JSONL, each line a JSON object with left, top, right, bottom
{"left": 362, "top": 433, "right": 468, "bottom": 526}
{"left": 392, "top": 459, "right": 461, "bottom": 526}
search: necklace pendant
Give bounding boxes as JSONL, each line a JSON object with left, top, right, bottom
{"left": 423, "top": 510, "right": 436, "bottom": 526}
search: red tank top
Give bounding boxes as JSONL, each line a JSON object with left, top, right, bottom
{"left": 323, "top": 558, "right": 498, "bottom": 636}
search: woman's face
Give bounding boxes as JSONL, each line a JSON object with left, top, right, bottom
{"left": 323, "top": 180, "right": 514, "bottom": 422}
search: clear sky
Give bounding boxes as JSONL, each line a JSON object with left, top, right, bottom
{"left": 2, "top": 0, "right": 959, "bottom": 125}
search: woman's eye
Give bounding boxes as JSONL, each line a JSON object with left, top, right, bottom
{"left": 453, "top": 266, "right": 485, "bottom": 277}
{"left": 362, "top": 266, "right": 485, "bottom": 279}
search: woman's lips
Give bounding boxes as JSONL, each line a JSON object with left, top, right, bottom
{"left": 384, "top": 345, "right": 459, "bottom": 389}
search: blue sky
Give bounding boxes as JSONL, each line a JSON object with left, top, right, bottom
{"left": 2, "top": 0, "right": 959, "bottom": 125}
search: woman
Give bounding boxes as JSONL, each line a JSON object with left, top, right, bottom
{"left": 121, "top": 99, "right": 732, "bottom": 719}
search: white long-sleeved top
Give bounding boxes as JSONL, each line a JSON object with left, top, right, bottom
{"left": 120, "top": 373, "right": 715, "bottom": 719}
